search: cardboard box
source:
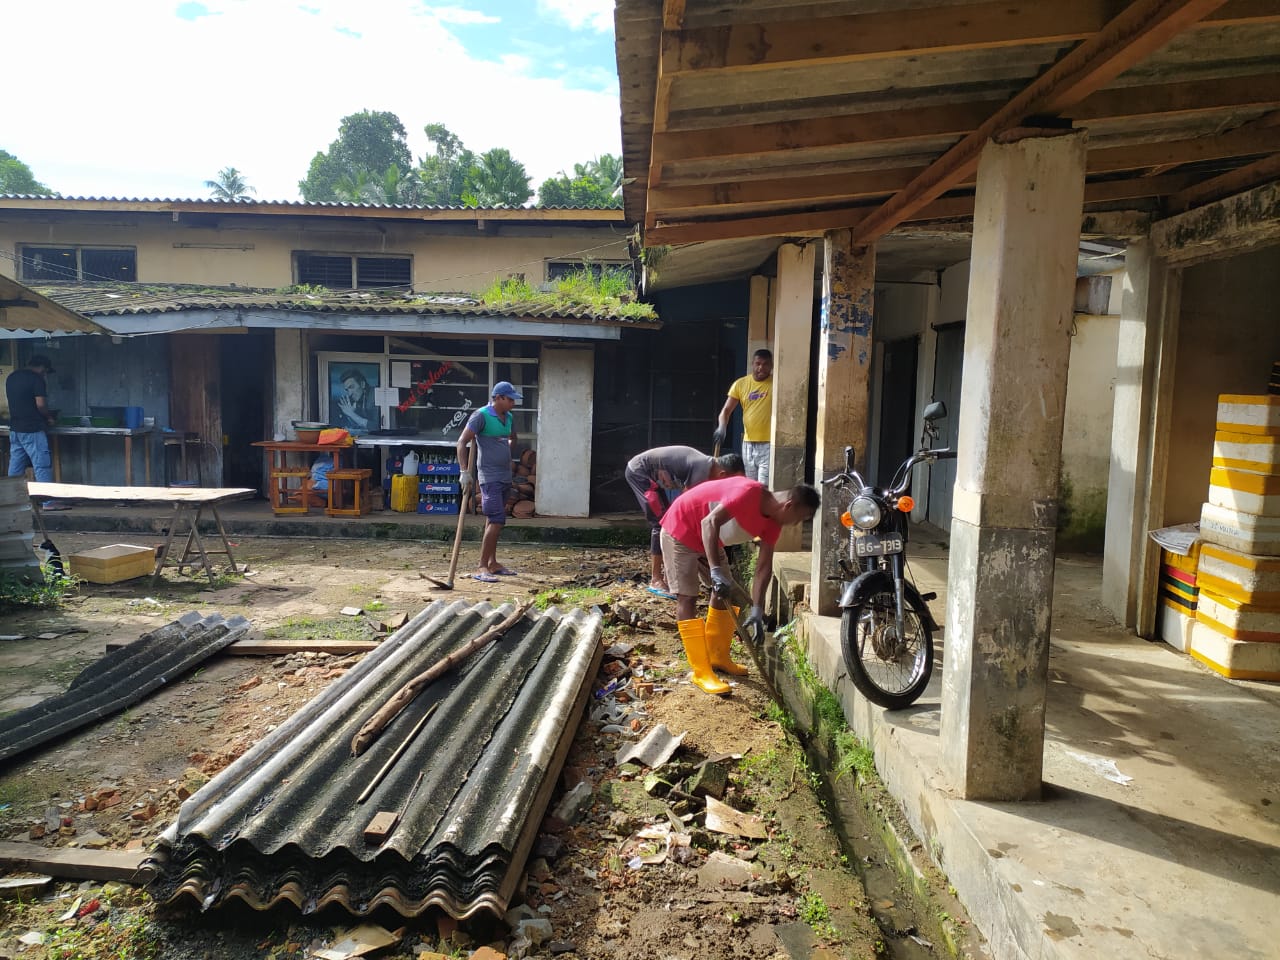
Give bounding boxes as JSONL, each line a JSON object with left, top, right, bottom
{"left": 69, "top": 544, "right": 155, "bottom": 584}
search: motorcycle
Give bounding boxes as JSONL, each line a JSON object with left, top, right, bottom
{"left": 821, "top": 401, "right": 956, "bottom": 709}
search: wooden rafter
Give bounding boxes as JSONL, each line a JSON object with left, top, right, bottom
{"left": 1167, "top": 152, "right": 1280, "bottom": 210}
{"left": 661, "top": 0, "right": 1280, "bottom": 76}
{"left": 1089, "top": 124, "right": 1280, "bottom": 173}
{"left": 848, "top": 0, "right": 1232, "bottom": 244}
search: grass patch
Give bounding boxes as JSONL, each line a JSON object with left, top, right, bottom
{"left": 798, "top": 891, "right": 841, "bottom": 942}
{"left": 264, "top": 616, "right": 372, "bottom": 643}
{"left": 0, "top": 568, "right": 77, "bottom": 613}
{"left": 533, "top": 586, "right": 609, "bottom": 611}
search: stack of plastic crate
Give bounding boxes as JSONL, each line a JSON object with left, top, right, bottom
{"left": 1158, "top": 541, "right": 1200, "bottom": 653}
{"left": 1190, "top": 394, "right": 1280, "bottom": 680}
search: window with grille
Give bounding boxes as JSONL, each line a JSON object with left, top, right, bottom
{"left": 19, "top": 245, "right": 137, "bottom": 282}
{"left": 294, "top": 252, "right": 411, "bottom": 289}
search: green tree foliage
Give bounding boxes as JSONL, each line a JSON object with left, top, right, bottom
{"left": 462, "top": 148, "right": 533, "bottom": 208}
{"left": 0, "top": 149, "right": 55, "bottom": 196}
{"left": 204, "top": 166, "right": 255, "bottom": 200}
{"left": 335, "top": 164, "right": 419, "bottom": 205}
{"left": 299, "top": 110, "right": 414, "bottom": 202}
{"left": 537, "top": 154, "right": 623, "bottom": 208}
{"left": 415, "top": 123, "right": 477, "bottom": 206}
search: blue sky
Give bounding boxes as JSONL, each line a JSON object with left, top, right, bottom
{"left": 5, "top": 0, "right": 621, "bottom": 201}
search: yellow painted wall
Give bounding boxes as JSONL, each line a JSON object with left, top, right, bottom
{"left": 0, "top": 213, "right": 629, "bottom": 293}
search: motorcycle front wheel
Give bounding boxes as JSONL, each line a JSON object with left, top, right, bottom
{"left": 840, "top": 589, "right": 934, "bottom": 709}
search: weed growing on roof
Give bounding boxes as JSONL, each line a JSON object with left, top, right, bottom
{"left": 480, "top": 264, "right": 657, "bottom": 321}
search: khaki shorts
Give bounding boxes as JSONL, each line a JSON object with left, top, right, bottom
{"left": 660, "top": 529, "right": 706, "bottom": 598}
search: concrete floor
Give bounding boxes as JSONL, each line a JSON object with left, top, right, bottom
{"left": 775, "top": 545, "right": 1280, "bottom": 960}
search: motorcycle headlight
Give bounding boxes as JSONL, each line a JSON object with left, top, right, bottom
{"left": 849, "top": 495, "right": 881, "bottom": 530}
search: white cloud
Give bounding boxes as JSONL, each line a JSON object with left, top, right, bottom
{"left": 3, "top": 0, "right": 620, "bottom": 201}
{"left": 536, "top": 0, "right": 613, "bottom": 33}
{"left": 422, "top": 5, "right": 500, "bottom": 25}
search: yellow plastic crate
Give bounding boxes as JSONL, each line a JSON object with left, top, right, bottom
{"left": 390, "top": 474, "right": 418, "bottom": 513}
{"left": 69, "top": 544, "right": 155, "bottom": 584}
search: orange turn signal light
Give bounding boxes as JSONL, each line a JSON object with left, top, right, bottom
{"left": 897, "top": 496, "right": 915, "bottom": 513}
{"left": 840, "top": 511, "right": 854, "bottom": 528}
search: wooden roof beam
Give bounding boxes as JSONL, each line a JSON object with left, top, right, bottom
{"left": 850, "top": 0, "right": 1233, "bottom": 245}
{"left": 652, "top": 73, "right": 1280, "bottom": 168}
{"left": 1167, "top": 152, "right": 1280, "bottom": 210}
{"left": 663, "top": 0, "right": 1280, "bottom": 76}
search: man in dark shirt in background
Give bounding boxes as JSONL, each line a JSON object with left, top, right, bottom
{"left": 6, "top": 354, "right": 57, "bottom": 484}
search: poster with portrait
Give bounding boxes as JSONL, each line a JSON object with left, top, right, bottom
{"left": 318, "top": 356, "right": 383, "bottom": 435}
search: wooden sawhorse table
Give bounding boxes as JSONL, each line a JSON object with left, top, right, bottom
{"left": 28, "top": 482, "right": 255, "bottom": 584}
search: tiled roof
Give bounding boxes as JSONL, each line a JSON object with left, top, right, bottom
{"left": 147, "top": 600, "right": 602, "bottom": 919}
{"left": 0, "top": 612, "right": 250, "bottom": 764}
{"left": 34, "top": 283, "right": 659, "bottom": 327}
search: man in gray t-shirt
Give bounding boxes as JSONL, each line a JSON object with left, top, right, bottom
{"left": 625, "top": 445, "right": 744, "bottom": 596}
{"left": 457, "top": 381, "right": 522, "bottom": 582}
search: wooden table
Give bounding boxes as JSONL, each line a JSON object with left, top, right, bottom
{"left": 1, "top": 426, "right": 154, "bottom": 486}
{"left": 252, "top": 440, "right": 354, "bottom": 513}
{"left": 27, "top": 482, "right": 254, "bottom": 583}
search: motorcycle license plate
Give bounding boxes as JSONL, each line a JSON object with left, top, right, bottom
{"left": 853, "top": 531, "right": 904, "bottom": 557}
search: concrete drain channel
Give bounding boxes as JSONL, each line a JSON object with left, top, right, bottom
{"left": 756, "top": 636, "right": 982, "bottom": 960}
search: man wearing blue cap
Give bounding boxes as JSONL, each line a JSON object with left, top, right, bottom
{"left": 457, "top": 381, "right": 522, "bottom": 582}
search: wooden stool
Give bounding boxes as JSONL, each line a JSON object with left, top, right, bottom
{"left": 270, "top": 469, "right": 312, "bottom": 515}
{"left": 326, "top": 468, "right": 373, "bottom": 517}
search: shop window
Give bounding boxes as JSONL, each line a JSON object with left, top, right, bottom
{"left": 19, "top": 245, "right": 136, "bottom": 282}
{"left": 295, "top": 252, "right": 411, "bottom": 290}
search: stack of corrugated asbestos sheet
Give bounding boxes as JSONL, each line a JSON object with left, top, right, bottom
{"left": 147, "top": 600, "right": 602, "bottom": 918}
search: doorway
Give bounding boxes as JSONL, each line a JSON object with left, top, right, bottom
{"left": 220, "top": 332, "right": 271, "bottom": 491}
{"left": 877, "top": 336, "right": 919, "bottom": 487}
{"left": 927, "top": 323, "right": 965, "bottom": 528}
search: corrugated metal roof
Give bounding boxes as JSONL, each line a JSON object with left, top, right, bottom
{"left": 0, "top": 194, "right": 625, "bottom": 217}
{"left": 0, "top": 276, "right": 108, "bottom": 335}
{"left": 147, "top": 600, "right": 602, "bottom": 919}
{"left": 33, "top": 283, "right": 659, "bottom": 327}
{"left": 0, "top": 612, "right": 250, "bottom": 764}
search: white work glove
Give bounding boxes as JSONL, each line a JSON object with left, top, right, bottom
{"left": 709, "top": 566, "right": 733, "bottom": 596}
{"left": 459, "top": 472, "right": 475, "bottom": 493}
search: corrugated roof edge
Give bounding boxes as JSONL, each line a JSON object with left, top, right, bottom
{"left": 0, "top": 194, "right": 627, "bottom": 216}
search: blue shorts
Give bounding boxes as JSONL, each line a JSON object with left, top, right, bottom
{"left": 480, "top": 480, "right": 511, "bottom": 524}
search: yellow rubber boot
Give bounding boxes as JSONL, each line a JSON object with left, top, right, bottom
{"left": 677, "top": 618, "right": 731, "bottom": 696}
{"left": 705, "top": 605, "right": 749, "bottom": 676}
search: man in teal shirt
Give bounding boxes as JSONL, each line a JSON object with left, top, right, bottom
{"left": 457, "top": 381, "right": 521, "bottom": 583}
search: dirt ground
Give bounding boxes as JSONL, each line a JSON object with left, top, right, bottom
{"left": 0, "top": 531, "right": 909, "bottom": 959}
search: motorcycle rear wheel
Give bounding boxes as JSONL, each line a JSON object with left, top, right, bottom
{"left": 840, "top": 589, "right": 934, "bottom": 710}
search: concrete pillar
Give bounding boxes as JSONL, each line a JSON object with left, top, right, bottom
{"left": 810, "top": 231, "right": 876, "bottom": 614}
{"left": 536, "top": 346, "right": 594, "bottom": 517}
{"left": 1102, "top": 241, "right": 1175, "bottom": 626}
{"left": 769, "top": 242, "right": 817, "bottom": 550}
{"left": 747, "top": 275, "right": 771, "bottom": 361}
{"left": 940, "top": 131, "right": 1087, "bottom": 801}
{"left": 272, "top": 328, "right": 307, "bottom": 441}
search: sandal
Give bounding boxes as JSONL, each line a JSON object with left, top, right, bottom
{"left": 646, "top": 585, "right": 676, "bottom": 600}
{"left": 472, "top": 572, "right": 500, "bottom": 583}
{"left": 491, "top": 567, "right": 518, "bottom": 576}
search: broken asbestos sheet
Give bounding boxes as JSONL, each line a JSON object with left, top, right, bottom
{"left": 0, "top": 612, "right": 250, "bottom": 764}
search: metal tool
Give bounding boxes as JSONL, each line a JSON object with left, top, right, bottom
{"left": 422, "top": 502, "right": 467, "bottom": 590}
{"left": 712, "top": 570, "right": 761, "bottom": 648}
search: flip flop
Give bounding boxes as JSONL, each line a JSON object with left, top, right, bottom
{"left": 472, "top": 572, "right": 500, "bottom": 583}
{"left": 491, "top": 568, "right": 518, "bottom": 576}
{"left": 646, "top": 586, "right": 676, "bottom": 600}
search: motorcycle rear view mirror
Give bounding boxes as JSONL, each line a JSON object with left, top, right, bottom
{"left": 923, "top": 400, "right": 947, "bottom": 422}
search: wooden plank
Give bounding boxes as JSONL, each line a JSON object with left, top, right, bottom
{"left": 224, "top": 639, "right": 380, "bottom": 656}
{"left": 1088, "top": 124, "right": 1280, "bottom": 174}
{"left": 850, "top": 0, "right": 1232, "bottom": 244}
{"left": 0, "top": 842, "right": 149, "bottom": 883}
{"left": 662, "top": 0, "right": 685, "bottom": 32}
{"left": 26, "top": 481, "right": 253, "bottom": 504}
{"left": 1167, "top": 152, "right": 1280, "bottom": 210}
{"left": 662, "top": 0, "right": 1278, "bottom": 75}
{"left": 648, "top": 167, "right": 926, "bottom": 213}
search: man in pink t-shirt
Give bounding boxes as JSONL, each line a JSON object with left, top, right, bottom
{"left": 660, "top": 475, "right": 819, "bottom": 695}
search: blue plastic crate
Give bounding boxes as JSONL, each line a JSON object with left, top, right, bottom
{"left": 417, "top": 501, "right": 460, "bottom": 515}
{"left": 419, "top": 481, "right": 460, "bottom": 495}
{"left": 419, "top": 462, "right": 461, "bottom": 475}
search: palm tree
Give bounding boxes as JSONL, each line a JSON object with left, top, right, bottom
{"left": 335, "top": 165, "right": 420, "bottom": 205}
{"left": 463, "top": 148, "right": 532, "bottom": 207}
{"left": 205, "top": 167, "right": 255, "bottom": 201}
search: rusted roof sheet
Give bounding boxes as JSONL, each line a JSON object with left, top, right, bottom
{"left": 32, "top": 283, "right": 659, "bottom": 328}
{"left": 0, "top": 276, "right": 108, "bottom": 335}
{"left": 0, "top": 613, "right": 250, "bottom": 764}
{"left": 147, "top": 600, "right": 602, "bottom": 919}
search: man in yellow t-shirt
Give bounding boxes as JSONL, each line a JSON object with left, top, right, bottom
{"left": 713, "top": 348, "right": 773, "bottom": 484}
